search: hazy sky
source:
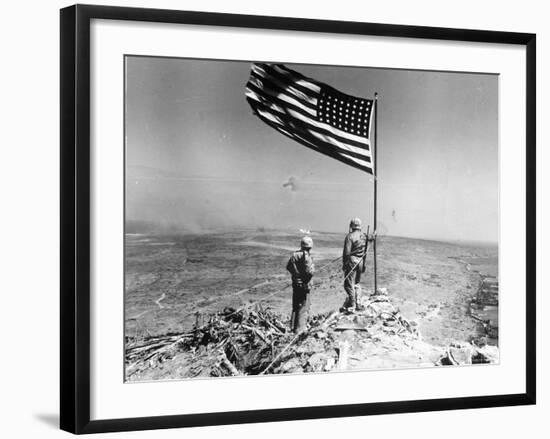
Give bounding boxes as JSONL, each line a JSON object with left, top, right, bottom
{"left": 125, "top": 56, "right": 498, "bottom": 242}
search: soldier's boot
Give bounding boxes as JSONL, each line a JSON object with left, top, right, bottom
{"left": 340, "top": 295, "right": 355, "bottom": 313}
{"left": 339, "top": 299, "right": 350, "bottom": 313}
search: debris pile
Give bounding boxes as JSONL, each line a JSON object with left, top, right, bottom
{"left": 125, "top": 305, "right": 309, "bottom": 378}
{"left": 125, "top": 288, "right": 498, "bottom": 381}
{"left": 438, "top": 341, "right": 500, "bottom": 365}
{"left": 469, "top": 277, "right": 499, "bottom": 345}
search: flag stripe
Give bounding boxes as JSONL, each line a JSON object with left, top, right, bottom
{"left": 248, "top": 97, "right": 372, "bottom": 164}
{"left": 271, "top": 64, "right": 321, "bottom": 93}
{"left": 273, "top": 65, "right": 322, "bottom": 92}
{"left": 247, "top": 75, "right": 371, "bottom": 147}
{"left": 247, "top": 76, "right": 317, "bottom": 116}
{"left": 247, "top": 94, "right": 371, "bottom": 162}
{"left": 253, "top": 106, "right": 372, "bottom": 173}
{"left": 255, "top": 107, "right": 372, "bottom": 168}
{"left": 254, "top": 112, "right": 372, "bottom": 172}
{"left": 251, "top": 71, "right": 376, "bottom": 145}
{"left": 251, "top": 71, "right": 317, "bottom": 109}
{"left": 246, "top": 85, "right": 371, "bottom": 150}
{"left": 252, "top": 65, "right": 318, "bottom": 106}
{"left": 245, "top": 63, "right": 374, "bottom": 174}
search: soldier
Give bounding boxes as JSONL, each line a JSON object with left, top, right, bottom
{"left": 341, "top": 218, "right": 375, "bottom": 313}
{"left": 286, "top": 236, "right": 315, "bottom": 333}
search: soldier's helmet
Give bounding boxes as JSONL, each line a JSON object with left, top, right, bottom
{"left": 350, "top": 217, "right": 362, "bottom": 230}
{"left": 300, "top": 236, "right": 314, "bottom": 249}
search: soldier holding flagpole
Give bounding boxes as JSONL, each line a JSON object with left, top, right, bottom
{"left": 245, "top": 62, "right": 379, "bottom": 310}
{"left": 341, "top": 219, "right": 376, "bottom": 313}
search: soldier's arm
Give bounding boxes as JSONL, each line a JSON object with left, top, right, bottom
{"left": 303, "top": 253, "right": 314, "bottom": 283}
{"left": 286, "top": 256, "right": 295, "bottom": 275}
{"left": 343, "top": 235, "right": 352, "bottom": 267}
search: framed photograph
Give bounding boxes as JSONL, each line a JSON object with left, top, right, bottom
{"left": 60, "top": 4, "right": 536, "bottom": 434}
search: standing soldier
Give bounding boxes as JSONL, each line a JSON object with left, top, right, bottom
{"left": 286, "top": 236, "right": 315, "bottom": 333}
{"left": 341, "top": 218, "right": 375, "bottom": 313}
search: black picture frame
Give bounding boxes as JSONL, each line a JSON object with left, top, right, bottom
{"left": 60, "top": 4, "right": 536, "bottom": 434}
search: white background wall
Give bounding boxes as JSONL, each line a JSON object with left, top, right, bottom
{"left": 0, "top": 0, "right": 546, "bottom": 437}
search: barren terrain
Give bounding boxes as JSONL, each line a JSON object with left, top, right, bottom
{"left": 125, "top": 230, "right": 498, "bottom": 380}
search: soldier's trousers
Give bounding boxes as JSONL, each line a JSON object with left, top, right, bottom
{"left": 291, "top": 284, "right": 310, "bottom": 333}
{"left": 344, "top": 259, "right": 363, "bottom": 307}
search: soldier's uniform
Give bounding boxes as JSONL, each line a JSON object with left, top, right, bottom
{"left": 286, "top": 238, "right": 315, "bottom": 333}
{"left": 342, "top": 218, "right": 373, "bottom": 312}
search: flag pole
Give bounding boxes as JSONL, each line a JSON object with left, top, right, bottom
{"left": 373, "top": 92, "right": 378, "bottom": 294}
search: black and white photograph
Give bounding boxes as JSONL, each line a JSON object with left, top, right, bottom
{"left": 124, "top": 57, "right": 499, "bottom": 381}
{"left": 0, "top": 0, "right": 544, "bottom": 436}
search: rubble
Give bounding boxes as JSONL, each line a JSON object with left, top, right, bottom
{"left": 279, "top": 357, "right": 303, "bottom": 373}
{"left": 125, "top": 288, "right": 499, "bottom": 380}
{"left": 438, "top": 341, "right": 499, "bottom": 365}
{"left": 306, "top": 352, "right": 334, "bottom": 372}
{"left": 469, "top": 276, "right": 499, "bottom": 345}
{"left": 474, "top": 344, "right": 500, "bottom": 363}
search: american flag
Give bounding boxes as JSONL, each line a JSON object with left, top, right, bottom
{"left": 245, "top": 63, "right": 374, "bottom": 174}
